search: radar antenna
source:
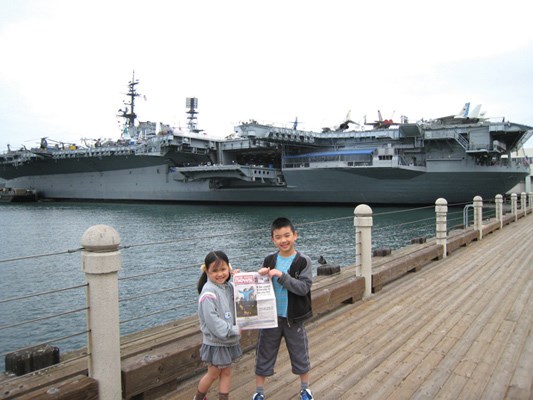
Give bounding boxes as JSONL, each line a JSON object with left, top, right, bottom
{"left": 186, "top": 97, "right": 202, "bottom": 133}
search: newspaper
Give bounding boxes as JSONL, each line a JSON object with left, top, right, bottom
{"left": 234, "top": 272, "right": 278, "bottom": 330}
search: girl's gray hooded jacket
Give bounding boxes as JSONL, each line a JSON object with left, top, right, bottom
{"left": 198, "top": 280, "right": 240, "bottom": 346}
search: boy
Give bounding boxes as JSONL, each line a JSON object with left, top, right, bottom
{"left": 253, "top": 217, "right": 313, "bottom": 400}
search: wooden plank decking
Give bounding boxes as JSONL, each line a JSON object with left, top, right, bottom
{"left": 162, "top": 214, "right": 533, "bottom": 400}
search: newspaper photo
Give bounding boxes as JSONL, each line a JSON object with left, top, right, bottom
{"left": 233, "top": 272, "right": 278, "bottom": 330}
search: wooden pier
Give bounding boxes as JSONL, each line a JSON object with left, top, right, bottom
{"left": 1, "top": 210, "right": 531, "bottom": 400}
{"left": 162, "top": 213, "right": 533, "bottom": 400}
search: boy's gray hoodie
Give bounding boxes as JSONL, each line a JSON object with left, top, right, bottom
{"left": 198, "top": 280, "right": 240, "bottom": 346}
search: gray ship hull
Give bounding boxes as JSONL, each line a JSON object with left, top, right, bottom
{"left": 282, "top": 165, "right": 527, "bottom": 204}
{"left": 5, "top": 161, "right": 527, "bottom": 205}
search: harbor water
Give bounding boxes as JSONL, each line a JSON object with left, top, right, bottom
{"left": 0, "top": 201, "right": 446, "bottom": 372}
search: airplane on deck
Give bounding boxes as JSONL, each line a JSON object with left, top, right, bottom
{"left": 435, "top": 102, "right": 487, "bottom": 124}
{"left": 322, "top": 110, "right": 361, "bottom": 132}
{"left": 364, "top": 110, "right": 399, "bottom": 129}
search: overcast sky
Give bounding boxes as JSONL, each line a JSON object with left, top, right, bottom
{"left": 1, "top": 0, "right": 532, "bottom": 152}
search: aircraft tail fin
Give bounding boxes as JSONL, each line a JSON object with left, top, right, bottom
{"left": 468, "top": 104, "right": 482, "bottom": 119}
{"left": 456, "top": 102, "right": 470, "bottom": 118}
{"left": 345, "top": 110, "right": 352, "bottom": 121}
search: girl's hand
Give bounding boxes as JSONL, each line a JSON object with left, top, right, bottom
{"left": 258, "top": 267, "right": 270, "bottom": 275}
{"left": 231, "top": 268, "right": 241, "bottom": 275}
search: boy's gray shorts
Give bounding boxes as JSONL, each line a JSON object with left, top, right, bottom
{"left": 255, "top": 317, "right": 311, "bottom": 376}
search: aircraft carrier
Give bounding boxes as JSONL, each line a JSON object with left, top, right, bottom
{"left": 1, "top": 77, "right": 531, "bottom": 205}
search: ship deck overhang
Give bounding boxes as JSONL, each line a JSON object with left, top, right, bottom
{"left": 173, "top": 165, "right": 280, "bottom": 183}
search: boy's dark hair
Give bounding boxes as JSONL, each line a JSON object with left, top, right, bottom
{"left": 271, "top": 217, "right": 296, "bottom": 237}
{"left": 197, "top": 250, "right": 231, "bottom": 294}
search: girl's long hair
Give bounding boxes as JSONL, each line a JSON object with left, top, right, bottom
{"left": 197, "top": 250, "right": 231, "bottom": 294}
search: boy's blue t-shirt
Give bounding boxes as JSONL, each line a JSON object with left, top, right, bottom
{"left": 273, "top": 253, "right": 296, "bottom": 317}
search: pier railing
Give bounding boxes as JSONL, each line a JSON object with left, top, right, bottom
{"left": 1, "top": 192, "right": 532, "bottom": 399}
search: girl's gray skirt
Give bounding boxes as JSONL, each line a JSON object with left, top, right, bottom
{"left": 200, "top": 343, "right": 242, "bottom": 368}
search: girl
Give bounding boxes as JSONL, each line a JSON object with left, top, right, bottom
{"left": 194, "top": 251, "right": 242, "bottom": 400}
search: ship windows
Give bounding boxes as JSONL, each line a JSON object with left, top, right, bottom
{"left": 283, "top": 149, "right": 374, "bottom": 168}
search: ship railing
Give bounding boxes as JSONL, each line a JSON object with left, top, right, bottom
{"left": 283, "top": 160, "right": 374, "bottom": 169}
{"left": 46, "top": 145, "right": 138, "bottom": 159}
{"left": 423, "top": 129, "right": 470, "bottom": 150}
{"left": 1, "top": 193, "right": 532, "bottom": 395}
{"left": 239, "top": 121, "right": 317, "bottom": 139}
{"left": 454, "top": 132, "right": 469, "bottom": 149}
{"left": 0, "top": 150, "right": 40, "bottom": 165}
{"left": 240, "top": 122, "right": 403, "bottom": 143}
{"left": 315, "top": 129, "right": 399, "bottom": 141}
{"left": 393, "top": 154, "right": 426, "bottom": 168}
{"left": 267, "top": 126, "right": 316, "bottom": 141}
{"left": 397, "top": 155, "right": 409, "bottom": 166}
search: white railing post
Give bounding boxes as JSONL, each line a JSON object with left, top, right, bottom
{"left": 355, "top": 204, "right": 373, "bottom": 298}
{"left": 495, "top": 194, "right": 503, "bottom": 229}
{"left": 81, "top": 225, "right": 122, "bottom": 400}
{"left": 521, "top": 192, "right": 527, "bottom": 217}
{"left": 435, "top": 198, "right": 448, "bottom": 258}
{"left": 511, "top": 193, "right": 518, "bottom": 222}
{"left": 473, "top": 196, "right": 483, "bottom": 240}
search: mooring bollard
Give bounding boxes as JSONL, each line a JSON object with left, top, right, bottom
{"left": 473, "top": 196, "right": 483, "bottom": 240}
{"left": 435, "top": 198, "right": 448, "bottom": 258}
{"left": 495, "top": 194, "right": 503, "bottom": 229}
{"left": 521, "top": 192, "right": 527, "bottom": 217}
{"left": 81, "top": 225, "right": 122, "bottom": 400}
{"left": 4, "top": 344, "right": 60, "bottom": 376}
{"left": 511, "top": 193, "right": 518, "bottom": 222}
{"left": 355, "top": 204, "right": 373, "bottom": 298}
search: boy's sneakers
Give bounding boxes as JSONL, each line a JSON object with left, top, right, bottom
{"left": 252, "top": 389, "right": 312, "bottom": 399}
{"left": 300, "top": 388, "right": 314, "bottom": 400}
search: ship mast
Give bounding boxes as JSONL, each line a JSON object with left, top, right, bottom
{"left": 118, "top": 72, "right": 141, "bottom": 138}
